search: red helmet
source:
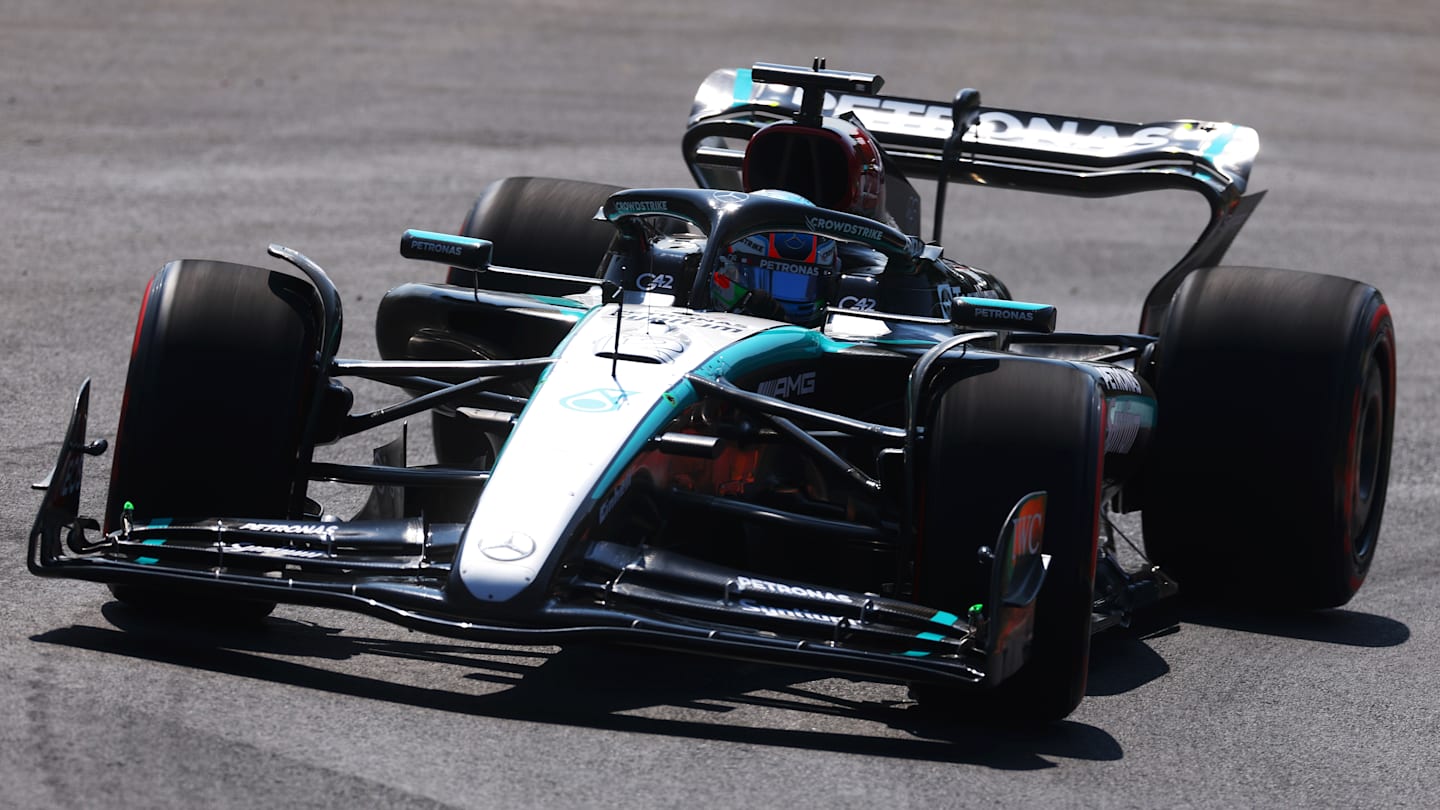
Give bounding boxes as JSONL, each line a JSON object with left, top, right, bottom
{"left": 742, "top": 118, "right": 886, "bottom": 220}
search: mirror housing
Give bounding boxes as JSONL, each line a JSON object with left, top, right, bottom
{"left": 401, "top": 230, "right": 492, "bottom": 272}
{"left": 950, "top": 296, "right": 1057, "bottom": 333}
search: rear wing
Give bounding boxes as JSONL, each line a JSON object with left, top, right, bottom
{"left": 683, "top": 65, "right": 1266, "bottom": 332}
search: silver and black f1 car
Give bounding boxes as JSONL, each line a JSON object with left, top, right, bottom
{"left": 29, "top": 62, "right": 1396, "bottom": 723}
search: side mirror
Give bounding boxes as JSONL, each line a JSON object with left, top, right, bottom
{"left": 400, "top": 229, "right": 492, "bottom": 272}
{"left": 950, "top": 296, "right": 1057, "bottom": 333}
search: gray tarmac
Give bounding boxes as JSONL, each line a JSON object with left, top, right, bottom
{"left": 2, "top": 1, "right": 1438, "bottom": 807}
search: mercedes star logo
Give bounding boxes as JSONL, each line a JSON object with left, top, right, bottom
{"left": 480, "top": 533, "right": 537, "bottom": 562}
{"left": 712, "top": 190, "right": 748, "bottom": 206}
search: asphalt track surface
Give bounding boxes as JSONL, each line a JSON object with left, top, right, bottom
{"left": 3, "top": 1, "right": 1438, "bottom": 807}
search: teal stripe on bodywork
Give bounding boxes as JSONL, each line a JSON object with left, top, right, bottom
{"left": 1202, "top": 124, "right": 1235, "bottom": 162}
{"left": 692, "top": 326, "right": 856, "bottom": 380}
{"left": 902, "top": 630, "right": 950, "bottom": 658}
{"left": 930, "top": 610, "right": 959, "bottom": 626}
{"left": 591, "top": 377, "right": 699, "bottom": 497}
{"left": 733, "top": 68, "right": 754, "bottom": 107}
{"left": 956, "top": 296, "right": 1052, "bottom": 313}
{"left": 529, "top": 295, "right": 591, "bottom": 310}
{"left": 406, "top": 229, "right": 482, "bottom": 247}
{"left": 136, "top": 524, "right": 168, "bottom": 565}
{"left": 591, "top": 327, "right": 856, "bottom": 499}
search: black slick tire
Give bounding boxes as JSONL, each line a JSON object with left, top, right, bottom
{"left": 446, "top": 176, "right": 623, "bottom": 293}
{"left": 910, "top": 356, "right": 1104, "bottom": 724}
{"left": 105, "top": 260, "right": 322, "bottom": 619}
{"left": 1142, "top": 266, "right": 1396, "bottom": 608}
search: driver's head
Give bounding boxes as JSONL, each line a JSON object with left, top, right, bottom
{"left": 712, "top": 225, "right": 838, "bottom": 326}
{"left": 742, "top": 118, "right": 885, "bottom": 220}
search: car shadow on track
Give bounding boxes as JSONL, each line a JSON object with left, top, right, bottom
{"left": 1178, "top": 604, "right": 1410, "bottom": 647}
{"left": 29, "top": 600, "right": 1123, "bottom": 770}
{"left": 1085, "top": 630, "right": 1175, "bottom": 698}
{"left": 1080, "top": 600, "right": 1410, "bottom": 698}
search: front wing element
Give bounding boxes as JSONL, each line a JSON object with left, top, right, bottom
{"left": 30, "top": 382, "right": 1047, "bottom": 690}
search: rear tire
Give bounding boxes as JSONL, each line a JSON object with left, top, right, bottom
{"left": 911, "top": 357, "right": 1104, "bottom": 724}
{"left": 106, "top": 260, "right": 323, "bottom": 619}
{"left": 1142, "top": 266, "right": 1396, "bottom": 608}
{"left": 446, "top": 176, "right": 623, "bottom": 292}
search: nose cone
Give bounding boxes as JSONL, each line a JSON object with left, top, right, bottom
{"left": 463, "top": 532, "right": 541, "bottom": 602}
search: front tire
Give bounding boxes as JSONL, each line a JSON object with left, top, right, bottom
{"left": 1142, "top": 266, "right": 1396, "bottom": 608}
{"left": 911, "top": 357, "right": 1104, "bottom": 724}
{"left": 106, "top": 260, "right": 323, "bottom": 619}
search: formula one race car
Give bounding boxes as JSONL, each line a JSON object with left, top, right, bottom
{"left": 30, "top": 62, "right": 1396, "bottom": 724}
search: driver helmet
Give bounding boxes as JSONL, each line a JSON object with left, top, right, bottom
{"left": 742, "top": 118, "right": 886, "bottom": 220}
{"left": 711, "top": 190, "right": 839, "bottom": 325}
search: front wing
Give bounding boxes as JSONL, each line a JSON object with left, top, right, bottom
{"left": 30, "top": 380, "right": 1047, "bottom": 690}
